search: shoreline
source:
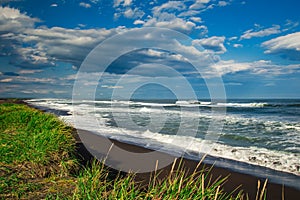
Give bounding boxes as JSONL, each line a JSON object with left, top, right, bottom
{"left": 25, "top": 98, "right": 300, "bottom": 177}
{"left": 3, "top": 99, "right": 299, "bottom": 199}
{"left": 75, "top": 128, "right": 300, "bottom": 200}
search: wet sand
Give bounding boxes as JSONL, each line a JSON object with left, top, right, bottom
{"left": 75, "top": 129, "right": 300, "bottom": 200}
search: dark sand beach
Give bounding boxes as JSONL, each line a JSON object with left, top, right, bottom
{"left": 75, "top": 128, "right": 300, "bottom": 200}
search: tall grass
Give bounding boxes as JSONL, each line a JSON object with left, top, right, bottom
{"left": 0, "top": 103, "right": 267, "bottom": 199}
{"left": 0, "top": 103, "right": 77, "bottom": 199}
{"left": 73, "top": 159, "right": 246, "bottom": 200}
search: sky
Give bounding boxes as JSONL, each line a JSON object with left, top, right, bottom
{"left": 0, "top": 0, "right": 300, "bottom": 99}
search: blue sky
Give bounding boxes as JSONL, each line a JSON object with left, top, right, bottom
{"left": 0, "top": 0, "right": 300, "bottom": 99}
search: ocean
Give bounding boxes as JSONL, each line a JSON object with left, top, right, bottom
{"left": 26, "top": 98, "right": 300, "bottom": 178}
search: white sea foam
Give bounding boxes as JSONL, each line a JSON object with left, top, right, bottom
{"left": 139, "top": 107, "right": 151, "bottom": 112}
{"left": 26, "top": 99, "right": 300, "bottom": 176}
{"left": 175, "top": 100, "right": 269, "bottom": 108}
{"left": 216, "top": 102, "right": 268, "bottom": 107}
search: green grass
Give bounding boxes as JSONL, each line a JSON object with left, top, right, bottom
{"left": 72, "top": 159, "right": 246, "bottom": 200}
{"left": 0, "top": 103, "right": 77, "bottom": 199}
{"left": 0, "top": 103, "right": 266, "bottom": 199}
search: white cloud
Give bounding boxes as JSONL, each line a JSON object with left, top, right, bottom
{"left": 218, "top": 1, "right": 229, "bottom": 7}
{"left": 0, "top": 6, "right": 124, "bottom": 68}
{"left": 18, "top": 69, "right": 43, "bottom": 74}
{"left": 192, "top": 36, "right": 227, "bottom": 54}
{"left": 0, "top": 6, "right": 39, "bottom": 32}
{"left": 228, "top": 36, "right": 238, "bottom": 41}
{"left": 178, "top": 10, "right": 201, "bottom": 17}
{"left": 190, "top": 17, "right": 202, "bottom": 22}
{"left": 233, "top": 44, "right": 243, "bottom": 48}
{"left": 60, "top": 74, "right": 77, "bottom": 81}
{"left": 53, "top": 90, "right": 68, "bottom": 94}
{"left": 133, "top": 19, "right": 145, "bottom": 25}
{"left": 12, "top": 46, "right": 55, "bottom": 67}
{"left": 0, "top": 78, "right": 13, "bottom": 82}
{"left": 21, "top": 89, "right": 49, "bottom": 94}
{"left": 240, "top": 25, "right": 281, "bottom": 40}
{"left": 13, "top": 76, "right": 56, "bottom": 83}
{"left": 123, "top": 8, "right": 144, "bottom": 19}
{"left": 90, "top": 0, "right": 100, "bottom": 4}
{"left": 153, "top": 1, "right": 186, "bottom": 15}
{"left": 144, "top": 13, "right": 196, "bottom": 32}
{"left": 114, "top": 0, "right": 132, "bottom": 7}
{"left": 143, "top": 49, "right": 165, "bottom": 57}
{"left": 113, "top": 0, "right": 122, "bottom": 7}
{"left": 124, "top": 0, "right": 132, "bottom": 6}
{"left": 50, "top": 4, "right": 58, "bottom": 7}
{"left": 212, "top": 59, "right": 300, "bottom": 76}
{"left": 283, "top": 20, "right": 299, "bottom": 32}
{"left": 212, "top": 60, "right": 251, "bottom": 75}
{"left": 262, "top": 32, "right": 300, "bottom": 61}
{"left": 101, "top": 85, "right": 124, "bottom": 89}
{"left": 79, "top": 2, "right": 91, "bottom": 8}
{"left": 189, "top": 0, "right": 211, "bottom": 10}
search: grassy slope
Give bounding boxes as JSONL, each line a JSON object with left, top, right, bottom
{"left": 0, "top": 103, "right": 258, "bottom": 199}
{"left": 0, "top": 103, "right": 77, "bottom": 199}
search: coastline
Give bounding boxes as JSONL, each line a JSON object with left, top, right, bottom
{"left": 75, "top": 128, "right": 300, "bottom": 200}
{"left": 2, "top": 99, "right": 299, "bottom": 199}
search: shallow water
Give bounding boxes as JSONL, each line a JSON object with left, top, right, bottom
{"left": 26, "top": 98, "right": 300, "bottom": 176}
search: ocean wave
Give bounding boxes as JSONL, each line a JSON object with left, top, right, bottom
{"left": 175, "top": 101, "right": 269, "bottom": 108}
{"left": 62, "top": 114, "right": 300, "bottom": 176}
{"left": 26, "top": 98, "right": 300, "bottom": 175}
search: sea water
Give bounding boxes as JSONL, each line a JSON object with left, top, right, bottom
{"left": 26, "top": 99, "right": 300, "bottom": 177}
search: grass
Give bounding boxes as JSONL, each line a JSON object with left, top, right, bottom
{"left": 0, "top": 103, "right": 267, "bottom": 199}
{"left": 0, "top": 103, "right": 77, "bottom": 199}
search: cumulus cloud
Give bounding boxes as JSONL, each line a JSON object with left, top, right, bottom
{"left": 133, "top": 19, "right": 145, "bottom": 25}
{"left": 240, "top": 25, "right": 281, "bottom": 40}
{"left": 0, "top": 6, "right": 39, "bottom": 32}
{"left": 133, "top": 0, "right": 220, "bottom": 33}
{"left": 89, "top": 0, "right": 100, "bottom": 4}
{"left": 190, "top": 17, "right": 202, "bottom": 22}
{"left": 113, "top": 0, "right": 144, "bottom": 20}
{"left": 178, "top": 10, "right": 201, "bottom": 17}
{"left": 192, "top": 36, "right": 227, "bottom": 54}
{"left": 233, "top": 44, "right": 243, "bottom": 48}
{"left": 142, "top": 49, "right": 165, "bottom": 57}
{"left": 228, "top": 36, "right": 238, "bottom": 41}
{"left": 114, "top": 0, "right": 132, "bottom": 7}
{"left": 123, "top": 8, "right": 144, "bottom": 19}
{"left": 136, "top": 1, "right": 199, "bottom": 33}
{"left": 218, "top": 1, "right": 229, "bottom": 7}
{"left": 189, "top": 0, "right": 211, "bottom": 10}
{"left": 79, "top": 2, "right": 91, "bottom": 8}
{"left": 262, "top": 32, "right": 300, "bottom": 61}
{"left": 212, "top": 59, "right": 300, "bottom": 76}
{"left": 144, "top": 13, "right": 196, "bottom": 32}
{"left": 0, "top": 7, "right": 124, "bottom": 68}
{"left": 152, "top": 1, "right": 186, "bottom": 15}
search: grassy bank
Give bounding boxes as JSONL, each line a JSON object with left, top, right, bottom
{"left": 0, "top": 103, "right": 260, "bottom": 199}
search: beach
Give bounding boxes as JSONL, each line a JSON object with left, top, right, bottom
{"left": 75, "top": 128, "right": 300, "bottom": 200}
{"left": 2, "top": 98, "right": 300, "bottom": 199}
